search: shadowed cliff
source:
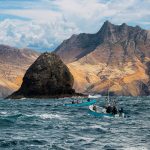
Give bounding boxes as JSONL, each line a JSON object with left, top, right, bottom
{"left": 7, "top": 52, "right": 77, "bottom": 99}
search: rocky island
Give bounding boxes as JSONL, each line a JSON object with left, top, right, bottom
{"left": 7, "top": 52, "right": 78, "bottom": 99}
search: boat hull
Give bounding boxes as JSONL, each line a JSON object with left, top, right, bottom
{"left": 88, "top": 105, "right": 125, "bottom": 118}
{"left": 88, "top": 105, "right": 113, "bottom": 117}
{"left": 88, "top": 94, "right": 101, "bottom": 99}
{"left": 88, "top": 109, "right": 113, "bottom": 117}
{"left": 64, "top": 100, "right": 96, "bottom": 107}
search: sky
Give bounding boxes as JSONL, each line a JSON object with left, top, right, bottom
{"left": 0, "top": 0, "right": 150, "bottom": 51}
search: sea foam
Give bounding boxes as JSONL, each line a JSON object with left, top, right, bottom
{"left": 38, "top": 113, "right": 66, "bottom": 120}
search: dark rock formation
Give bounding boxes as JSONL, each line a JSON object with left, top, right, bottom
{"left": 7, "top": 52, "right": 76, "bottom": 99}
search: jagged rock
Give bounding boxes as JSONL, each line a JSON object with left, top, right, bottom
{"left": 7, "top": 52, "right": 76, "bottom": 99}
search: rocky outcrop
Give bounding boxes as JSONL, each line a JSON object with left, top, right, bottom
{"left": 7, "top": 52, "right": 76, "bottom": 99}
{"left": 0, "top": 45, "right": 40, "bottom": 98}
{"left": 55, "top": 21, "right": 150, "bottom": 96}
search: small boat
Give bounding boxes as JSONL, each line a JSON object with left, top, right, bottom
{"left": 89, "top": 105, "right": 125, "bottom": 118}
{"left": 89, "top": 105, "right": 113, "bottom": 117}
{"left": 88, "top": 94, "right": 101, "bottom": 99}
{"left": 64, "top": 99, "right": 96, "bottom": 107}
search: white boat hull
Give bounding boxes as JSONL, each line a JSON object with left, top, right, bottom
{"left": 88, "top": 94, "right": 101, "bottom": 99}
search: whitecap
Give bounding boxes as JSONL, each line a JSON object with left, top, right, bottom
{"left": 38, "top": 113, "right": 66, "bottom": 120}
{"left": 68, "top": 133, "right": 94, "bottom": 143}
{"left": 90, "top": 124, "right": 107, "bottom": 130}
{"left": 125, "top": 146, "right": 148, "bottom": 150}
{"left": 0, "top": 111, "right": 7, "bottom": 115}
{"left": 20, "top": 97, "right": 26, "bottom": 100}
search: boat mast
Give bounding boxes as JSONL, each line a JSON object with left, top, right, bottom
{"left": 108, "top": 79, "right": 110, "bottom": 103}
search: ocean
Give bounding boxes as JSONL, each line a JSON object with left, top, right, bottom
{"left": 0, "top": 97, "right": 149, "bottom": 150}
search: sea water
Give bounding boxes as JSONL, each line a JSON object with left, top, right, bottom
{"left": 0, "top": 97, "right": 149, "bottom": 150}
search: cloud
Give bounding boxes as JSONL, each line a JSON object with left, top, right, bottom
{"left": 0, "top": 19, "right": 80, "bottom": 50}
{"left": 0, "top": 0, "right": 150, "bottom": 51}
{"left": 53, "top": 0, "right": 150, "bottom": 31}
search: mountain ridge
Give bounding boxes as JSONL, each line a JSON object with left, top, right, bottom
{"left": 0, "top": 21, "right": 150, "bottom": 97}
{"left": 55, "top": 21, "right": 150, "bottom": 64}
{"left": 55, "top": 21, "right": 150, "bottom": 96}
{"left": 0, "top": 45, "right": 40, "bottom": 97}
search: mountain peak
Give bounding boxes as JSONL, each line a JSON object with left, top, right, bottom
{"left": 55, "top": 21, "right": 149, "bottom": 63}
{"left": 103, "top": 20, "right": 112, "bottom": 26}
{"left": 100, "top": 20, "right": 114, "bottom": 31}
{"left": 97, "top": 21, "right": 118, "bottom": 43}
{"left": 97, "top": 21, "right": 144, "bottom": 43}
{"left": 121, "top": 23, "right": 127, "bottom": 27}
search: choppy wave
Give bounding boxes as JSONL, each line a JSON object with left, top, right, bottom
{"left": 0, "top": 111, "right": 7, "bottom": 115}
{"left": 125, "top": 146, "right": 149, "bottom": 150}
{"left": 0, "top": 97, "right": 149, "bottom": 150}
{"left": 38, "top": 113, "right": 67, "bottom": 120}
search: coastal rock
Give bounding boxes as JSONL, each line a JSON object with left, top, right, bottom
{"left": 7, "top": 52, "right": 76, "bottom": 99}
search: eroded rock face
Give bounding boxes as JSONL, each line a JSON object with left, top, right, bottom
{"left": 7, "top": 52, "right": 75, "bottom": 99}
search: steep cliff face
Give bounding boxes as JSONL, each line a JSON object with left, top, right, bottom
{"left": 0, "top": 45, "right": 39, "bottom": 97}
{"left": 8, "top": 53, "right": 76, "bottom": 99}
{"left": 55, "top": 21, "right": 150, "bottom": 96}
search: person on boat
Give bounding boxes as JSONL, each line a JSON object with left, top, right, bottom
{"left": 112, "top": 105, "right": 118, "bottom": 115}
{"left": 93, "top": 105, "right": 97, "bottom": 112}
{"left": 87, "top": 98, "right": 90, "bottom": 102}
{"left": 106, "top": 104, "right": 112, "bottom": 113}
{"left": 76, "top": 100, "right": 79, "bottom": 104}
{"left": 72, "top": 100, "right": 75, "bottom": 104}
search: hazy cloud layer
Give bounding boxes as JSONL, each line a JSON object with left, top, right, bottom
{"left": 0, "top": 0, "right": 150, "bottom": 51}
